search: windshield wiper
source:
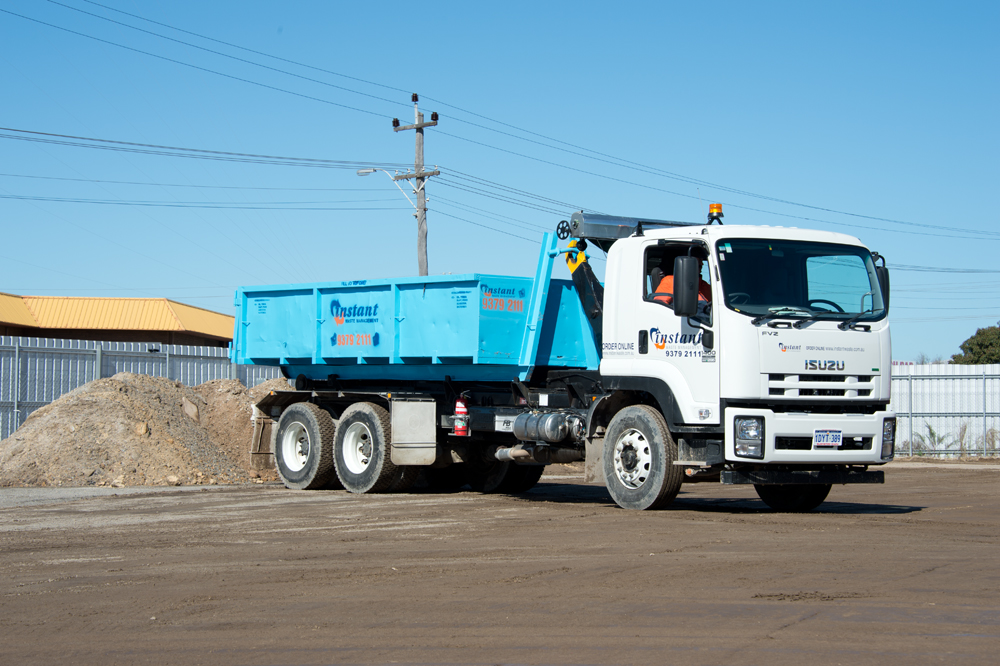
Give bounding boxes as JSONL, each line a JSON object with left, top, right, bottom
{"left": 791, "top": 313, "right": 843, "bottom": 329}
{"left": 837, "top": 311, "right": 879, "bottom": 330}
{"left": 751, "top": 307, "right": 808, "bottom": 326}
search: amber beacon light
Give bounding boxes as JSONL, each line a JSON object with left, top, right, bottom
{"left": 708, "top": 203, "right": 724, "bottom": 224}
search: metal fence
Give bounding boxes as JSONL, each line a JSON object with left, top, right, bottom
{"left": 3, "top": 338, "right": 996, "bottom": 456}
{"left": 0, "top": 337, "right": 282, "bottom": 440}
{"left": 890, "top": 364, "right": 1000, "bottom": 457}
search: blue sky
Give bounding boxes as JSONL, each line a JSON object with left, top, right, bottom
{"left": 1, "top": 1, "right": 997, "bottom": 362}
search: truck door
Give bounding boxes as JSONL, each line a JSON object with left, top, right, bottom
{"left": 634, "top": 240, "right": 721, "bottom": 426}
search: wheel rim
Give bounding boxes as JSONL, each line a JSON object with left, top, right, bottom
{"left": 342, "top": 421, "right": 374, "bottom": 475}
{"left": 613, "top": 428, "right": 651, "bottom": 489}
{"left": 280, "top": 422, "right": 310, "bottom": 472}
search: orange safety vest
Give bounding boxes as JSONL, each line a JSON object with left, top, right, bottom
{"left": 652, "top": 275, "right": 711, "bottom": 305}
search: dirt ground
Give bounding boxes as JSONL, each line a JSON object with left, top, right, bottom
{"left": 1, "top": 462, "right": 998, "bottom": 665}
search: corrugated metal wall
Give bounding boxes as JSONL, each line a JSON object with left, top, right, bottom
{"left": 0, "top": 336, "right": 282, "bottom": 439}
{"left": 890, "top": 364, "right": 1000, "bottom": 456}
{"left": 2, "top": 339, "right": 997, "bottom": 456}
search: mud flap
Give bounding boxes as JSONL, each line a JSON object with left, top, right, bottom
{"left": 584, "top": 437, "right": 605, "bottom": 484}
{"left": 390, "top": 399, "right": 437, "bottom": 466}
{"left": 250, "top": 406, "right": 275, "bottom": 470}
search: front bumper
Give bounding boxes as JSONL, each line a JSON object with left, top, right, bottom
{"left": 723, "top": 406, "right": 894, "bottom": 464}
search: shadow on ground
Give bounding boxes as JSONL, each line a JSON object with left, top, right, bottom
{"left": 520, "top": 480, "right": 924, "bottom": 515}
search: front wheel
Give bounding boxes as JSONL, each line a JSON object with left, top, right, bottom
{"left": 603, "top": 405, "right": 683, "bottom": 510}
{"left": 754, "top": 484, "right": 831, "bottom": 512}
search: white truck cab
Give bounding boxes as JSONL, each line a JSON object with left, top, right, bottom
{"left": 573, "top": 208, "right": 895, "bottom": 510}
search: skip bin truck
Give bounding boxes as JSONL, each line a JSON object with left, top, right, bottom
{"left": 232, "top": 205, "right": 895, "bottom": 511}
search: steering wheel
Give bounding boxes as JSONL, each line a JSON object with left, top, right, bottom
{"left": 807, "top": 299, "right": 845, "bottom": 313}
{"left": 728, "top": 292, "right": 750, "bottom": 305}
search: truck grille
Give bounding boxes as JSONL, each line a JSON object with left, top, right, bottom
{"left": 775, "top": 436, "right": 873, "bottom": 451}
{"left": 767, "top": 374, "right": 874, "bottom": 399}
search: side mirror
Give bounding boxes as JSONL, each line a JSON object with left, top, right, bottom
{"left": 673, "top": 256, "right": 699, "bottom": 317}
{"left": 876, "top": 266, "right": 890, "bottom": 313}
{"left": 701, "top": 328, "right": 715, "bottom": 350}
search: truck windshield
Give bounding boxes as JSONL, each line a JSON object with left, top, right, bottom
{"left": 715, "top": 238, "right": 885, "bottom": 321}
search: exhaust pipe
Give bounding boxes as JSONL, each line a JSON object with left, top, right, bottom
{"left": 494, "top": 445, "right": 583, "bottom": 464}
{"left": 495, "top": 445, "right": 532, "bottom": 462}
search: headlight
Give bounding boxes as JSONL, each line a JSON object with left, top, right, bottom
{"left": 881, "top": 418, "right": 896, "bottom": 459}
{"left": 735, "top": 416, "right": 764, "bottom": 459}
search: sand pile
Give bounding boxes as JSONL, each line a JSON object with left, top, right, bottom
{"left": 0, "top": 373, "right": 289, "bottom": 488}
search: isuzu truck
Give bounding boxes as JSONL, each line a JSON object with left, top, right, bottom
{"left": 231, "top": 205, "right": 895, "bottom": 511}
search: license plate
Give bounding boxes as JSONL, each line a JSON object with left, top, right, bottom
{"left": 813, "top": 429, "right": 842, "bottom": 447}
{"left": 494, "top": 415, "right": 515, "bottom": 433}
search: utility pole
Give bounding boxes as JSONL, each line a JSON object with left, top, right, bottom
{"left": 392, "top": 94, "right": 439, "bottom": 276}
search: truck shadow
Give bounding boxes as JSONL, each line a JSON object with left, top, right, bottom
{"left": 520, "top": 481, "right": 924, "bottom": 515}
{"left": 670, "top": 496, "right": 925, "bottom": 515}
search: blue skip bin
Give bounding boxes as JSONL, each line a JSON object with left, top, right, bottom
{"left": 231, "top": 235, "right": 601, "bottom": 382}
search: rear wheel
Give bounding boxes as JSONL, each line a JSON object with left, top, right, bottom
{"left": 418, "top": 464, "right": 470, "bottom": 492}
{"left": 467, "top": 459, "right": 509, "bottom": 493}
{"left": 334, "top": 402, "right": 399, "bottom": 494}
{"left": 272, "top": 403, "right": 336, "bottom": 490}
{"left": 386, "top": 465, "right": 421, "bottom": 493}
{"left": 603, "top": 405, "right": 682, "bottom": 510}
{"left": 754, "top": 484, "right": 831, "bottom": 512}
{"left": 497, "top": 464, "right": 545, "bottom": 493}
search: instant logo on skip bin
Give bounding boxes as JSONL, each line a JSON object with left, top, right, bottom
{"left": 481, "top": 283, "right": 525, "bottom": 312}
{"left": 779, "top": 342, "right": 801, "bottom": 352}
{"left": 330, "top": 299, "right": 380, "bottom": 326}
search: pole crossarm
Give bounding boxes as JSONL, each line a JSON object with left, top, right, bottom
{"left": 394, "top": 120, "right": 438, "bottom": 132}
{"left": 392, "top": 170, "right": 440, "bottom": 181}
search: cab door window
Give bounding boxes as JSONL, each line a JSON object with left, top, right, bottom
{"left": 643, "top": 243, "right": 712, "bottom": 322}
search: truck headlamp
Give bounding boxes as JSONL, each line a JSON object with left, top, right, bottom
{"left": 735, "top": 416, "right": 764, "bottom": 459}
{"left": 881, "top": 418, "right": 896, "bottom": 460}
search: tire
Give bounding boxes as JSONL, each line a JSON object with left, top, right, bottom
{"left": 334, "top": 402, "right": 399, "bottom": 494}
{"left": 468, "top": 460, "right": 510, "bottom": 493}
{"left": 272, "top": 403, "right": 336, "bottom": 490}
{"left": 496, "top": 464, "right": 545, "bottom": 494}
{"left": 417, "top": 464, "right": 470, "bottom": 492}
{"left": 754, "top": 484, "right": 831, "bottom": 512}
{"left": 386, "top": 465, "right": 421, "bottom": 493}
{"left": 603, "top": 405, "right": 683, "bottom": 510}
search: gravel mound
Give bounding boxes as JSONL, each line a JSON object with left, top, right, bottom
{"left": 0, "top": 373, "right": 289, "bottom": 488}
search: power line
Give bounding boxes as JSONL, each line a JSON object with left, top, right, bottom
{"left": 0, "top": 171, "right": 393, "bottom": 191}
{"left": 76, "top": 0, "right": 412, "bottom": 96}
{"left": 892, "top": 264, "right": 1000, "bottom": 274}
{"left": 0, "top": 193, "right": 410, "bottom": 211}
{"left": 435, "top": 179, "right": 569, "bottom": 216}
{"left": 60, "top": 0, "right": 958, "bottom": 237}
{"left": 0, "top": 8, "right": 394, "bottom": 119}
{"left": 432, "top": 197, "right": 551, "bottom": 234}
{"left": 0, "top": 126, "right": 406, "bottom": 169}
{"left": 10, "top": 3, "right": 976, "bottom": 241}
{"left": 432, "top": 211, "right": 540, "bottom": 243}
{"left": 44, "top": 0, "right": 412, "bottom": 112}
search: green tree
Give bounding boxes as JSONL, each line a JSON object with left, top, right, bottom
{"left": 951, "top": 324, "right": 1000, "bottom": 364}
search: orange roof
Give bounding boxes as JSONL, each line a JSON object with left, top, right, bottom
{"left": 1, "top": 294, "right": 233, "bottom": 340}
{"left": 0, "top": 292, "right": 38, "bottom": 327}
